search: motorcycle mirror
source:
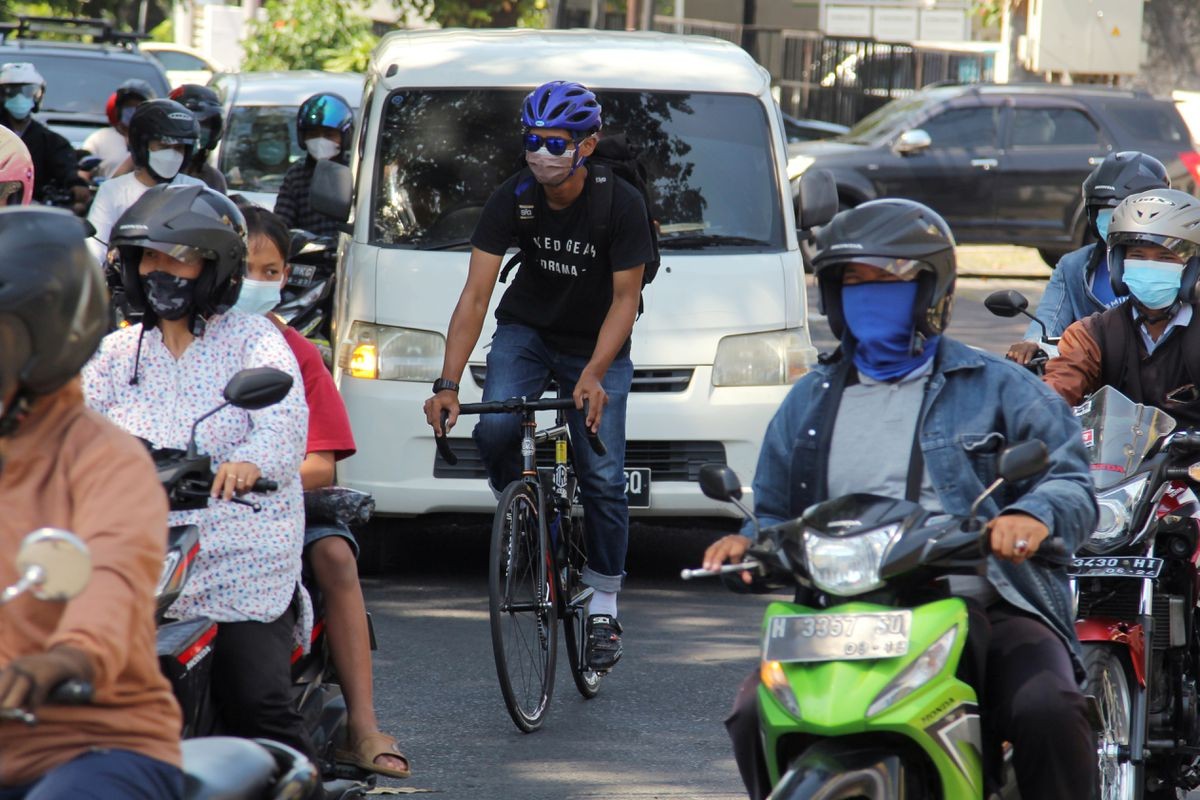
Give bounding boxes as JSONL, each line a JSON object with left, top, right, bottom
{"left": 699, "top": 464, "right": 742, "bottom": 502}
{"left": 983, "top": 290, "right": 1029, "bottom": 318}
{"left": 15, "top": 529, "right": 91, "bottom": 602}
{"left": 998, "top": 440, "right": 1050, "bottom": 484}
{"left": 223, "top": 367, "right": 294, "bottom": 410}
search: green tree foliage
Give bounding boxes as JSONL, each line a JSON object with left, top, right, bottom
{"left": 242, "top": 0, "right": 376, "bottom": 73}
{"left": 2, "top": 1, "right": 168, "bottom": 33}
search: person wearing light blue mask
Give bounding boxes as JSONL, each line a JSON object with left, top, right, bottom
{"left": 1007, "top": 151, "right": 1170, "bottom": 367}
{"left": 1045, "top": 188, "right": 1200, "bottom": 426}
{"left": 706, "top": 198, "right": 1099, "bottom": 800}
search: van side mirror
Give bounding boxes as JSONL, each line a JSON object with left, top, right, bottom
{"left": 998, "top": 440, "right": 1049, "bottom": 484}
{"left": 895, "top": 129, "right": 931, "bottom": 155}
{"left": 699, "top": 464, "right": 742, "bottom": 502}
{"left": 796, "top": 169, "right": 838, "bottom": 231}
{"left": 223, "top": 367, "right": 294, "bottom": 410}
{"left": 984, "top": 290, "right": 1029, "bottom": 318}
{"left": 310, "top": 159, "right": 353, "bottom": 224}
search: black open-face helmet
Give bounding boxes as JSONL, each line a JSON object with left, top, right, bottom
{"left": 1083, "top": 151, "right": 1170, "bottom": 236}
{"left": 128, "top": 99, "right": 200, "bottom": 182}
{"left": 170, "top": 84, "right": 224, "bottom": 155}
{"left": 0, "top": 207, "right": 106, "bottom": 432}
{"left": 1108, "top": 188, "right": 1200, "bottom": 304}
{"left": 113, "top": 184, "right": 247, "bottom": 330}
{"left": 811, "top": 199, "right": 957, "bottom": 343}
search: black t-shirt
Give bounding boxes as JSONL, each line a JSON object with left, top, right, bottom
{"left": 471, "top": 170, "right": 653, "bottom": 356}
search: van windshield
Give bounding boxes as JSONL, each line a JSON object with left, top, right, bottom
{"left": 371, "top": 89, "right": 784, "bottom": 250}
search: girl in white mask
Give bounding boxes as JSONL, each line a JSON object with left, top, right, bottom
{"left": 233, "top": 202, "right": 413, "bottom": 780}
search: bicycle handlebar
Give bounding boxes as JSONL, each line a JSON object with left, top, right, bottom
{"left": 434, "top": 398, "right": 608, "bottom": 466}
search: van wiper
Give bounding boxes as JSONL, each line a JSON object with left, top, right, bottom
{"left": 658, "top": 233, "right": 773, "bottom": 249}
{"left": 414, "top": 238, "right": 474, "bottom": 251}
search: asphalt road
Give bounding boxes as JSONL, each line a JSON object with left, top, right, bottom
{"left": 359, "top": 272, "right": 1049, "bottom": 798}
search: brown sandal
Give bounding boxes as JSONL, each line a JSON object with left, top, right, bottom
{"left": 335, "top": 731, "right": 412, "bottom": 779}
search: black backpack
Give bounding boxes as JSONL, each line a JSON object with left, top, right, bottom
{"left": 499, "top": 135, "right": 660, "bottom": 312}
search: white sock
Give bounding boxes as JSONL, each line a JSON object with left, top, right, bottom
{"left": 590, "top": 590, "right": 617, "bottom": 618}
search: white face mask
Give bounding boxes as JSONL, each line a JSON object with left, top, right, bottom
{"left": 232, "top": 277, "right": 283, "bottom": 316}
{"left": 305, "top": 137, "right": 339, "bottom": 161}
{"left": 148, "top": 148, "right": 184, "bottom": 180}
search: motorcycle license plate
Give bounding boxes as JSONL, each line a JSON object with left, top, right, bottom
{"left": 288, "top": 264, "right": 317, "bottom": 288}
{"left": 762, "top": 610, "right": 912, "bottom": 663}
{"left": 1068, "top": 556, "right": 1163, "bottom": 579}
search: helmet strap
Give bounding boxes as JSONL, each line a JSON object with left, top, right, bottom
{"left": 1133, "top": 298, "right": 1182, "bottom": 326}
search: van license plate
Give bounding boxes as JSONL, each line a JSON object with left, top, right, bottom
{"left": 625, "top": 468, "right": 650, "bottom": 508}
{"left": 1068, "top": 556, "right": 1162, "bottom": 578}
{"left": 762, "top": 611, "right": 912, "bottom": 663}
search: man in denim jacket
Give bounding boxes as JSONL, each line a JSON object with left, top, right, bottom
{"left": 704, "top": 199, "right": 1098, "bottom": 800}
{"left": 1007, "top": 151, "right": 1169, "bottom": 365}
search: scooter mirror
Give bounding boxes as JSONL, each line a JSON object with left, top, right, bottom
{"left": 998, "top": 440, "right": 1049, "bottom": 484}
{"left": 983, "top": 290, "right": 1029, "bottom": 318}
{"left": 16, "top": 529, "right": 91, "bottom": 601}
{"left": 223, "top": 367, "right": 294, "bottom": 410}
{"left": 699, "top": 463, "right": 743, "bottom": 502}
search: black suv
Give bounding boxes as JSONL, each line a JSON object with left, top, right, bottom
{"left": 0, "top": 16, "right": 170, "bottom": 148}
{"left": 789, "top": 83, "right": 1200, "bottom": 265}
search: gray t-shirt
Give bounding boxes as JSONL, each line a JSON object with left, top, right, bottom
{"left": 827, "top": 360, "right": 997, "bottom": 606}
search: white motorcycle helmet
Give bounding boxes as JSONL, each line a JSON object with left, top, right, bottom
{"left": 0, "top": 62, "right": 46, "bottom": 113}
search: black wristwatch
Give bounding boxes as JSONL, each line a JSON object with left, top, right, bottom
{"left": 432, "top": 377, "right": 460, "bottom": 394}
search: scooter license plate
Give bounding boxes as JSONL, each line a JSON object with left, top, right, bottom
{"left": 762, "top": 610, "right": 912, "bottom": 663}
{"left": 1068, "top": 556, "right": 1163, "bottom": 579}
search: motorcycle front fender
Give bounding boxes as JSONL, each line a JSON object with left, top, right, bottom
{"left": 1075, "top": 617, "right": 1146, "bottom": 686}
{"left": 768, "top": 739, "right": 915, "bottom": 800}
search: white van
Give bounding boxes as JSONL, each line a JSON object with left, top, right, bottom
{"left": 315, "top": 29, "right": 833, "bottom": 520}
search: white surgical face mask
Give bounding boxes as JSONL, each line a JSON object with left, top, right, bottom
{"left": 305, "top": 137, "right": 339, "bottom": 161}
{"left": 148, "top": 148, "right": 184, "bottom": 180}
{"left": 232, "top": 277, "right": 283, "bottom": 316}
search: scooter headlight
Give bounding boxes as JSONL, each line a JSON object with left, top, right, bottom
{"left": 1082, "top": 475, "right": 1150, "bottom": 555}
{"left": 803, "top": 523, "right": 902, "bottom": 597}
{"left": 867, "top": 626, "right": 959, "bottom": 717}
{"left": 760, "top": 659, "right": 801, "bottom": 719}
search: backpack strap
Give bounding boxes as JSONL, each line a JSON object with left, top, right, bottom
{"left": 587, "top": 163, "right": 615, "bottom": 263}
{"left": 500, "top": 169, "right": 539, "bottom": 284}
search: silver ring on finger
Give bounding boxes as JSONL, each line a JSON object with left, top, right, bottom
{"left": 1014, "top": 539, "right": 1029, "bottom": 556}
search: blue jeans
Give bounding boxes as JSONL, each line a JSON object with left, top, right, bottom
{"left": 473, "top": 323, "right": 633, "bottom": 592}
{"left": 0, "top": 749, "right": 183, "bottom": 799}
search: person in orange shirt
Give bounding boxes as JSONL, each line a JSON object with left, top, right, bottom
{"left": 0, "top": 205, "right": 183, "bottom": 799}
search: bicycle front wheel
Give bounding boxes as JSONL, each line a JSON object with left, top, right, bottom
{"left": 489, "top": 480, "right": 557, "bottom": 732}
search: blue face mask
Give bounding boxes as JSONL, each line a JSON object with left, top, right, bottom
{"left": 4, "top": 94, "right": 33, "bottom": 121}
{"left": 1122, "top": 258, "right": 1184, "bottom": 310}
{"left": 841, "top": 281, "right": 939, "bottom": 382}
{"left": 232, "top": 277, "right": 282, "bottom": 316}
{"left": 1095, "top": 208, "right": 1113, "bottom": 241}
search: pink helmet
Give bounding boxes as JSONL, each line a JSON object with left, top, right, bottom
{"left": 0, "top": 127, "right": 33, "bottom": 207}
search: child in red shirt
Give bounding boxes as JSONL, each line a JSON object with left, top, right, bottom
{"left": 235, "top": 203, "right": 410, "bottom": 779}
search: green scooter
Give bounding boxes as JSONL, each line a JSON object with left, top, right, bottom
{"left": 684, "top": 441, "right": 1076, "bottom": 799}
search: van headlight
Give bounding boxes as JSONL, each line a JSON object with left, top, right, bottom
{"left": 803, "top": 523, "right": 902, "bottom": 596}
{"left": 337, "top": 321, "right": 445, "bottom": 381}
{"left": 867, "top": 627, "right": 958, "bottom": 717}
{"left": 712, "top": 329, "right": 812, "bottom": 387}
{"left": 1082, "top": 474, "right": 1151, "bottom": 555}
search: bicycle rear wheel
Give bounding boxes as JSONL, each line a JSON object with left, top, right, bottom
{"left": 559, "top": 513, "right": 601, "bottom": 699}
{"left": 489, "top": 480, "right": 557, "bottom": 732}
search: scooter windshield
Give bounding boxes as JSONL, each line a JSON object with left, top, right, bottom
{"left": 1076, "top": 385, "right": 1176, "bottom": 490}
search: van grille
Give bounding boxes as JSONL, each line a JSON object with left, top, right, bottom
{"left": 433, "top": 439, "right": 726, "bottom": 482}
{"left": 469, "top": 365, "right": 694, "bottom": 394}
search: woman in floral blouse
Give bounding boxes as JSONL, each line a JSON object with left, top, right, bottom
{"left": 82, "top": 184, "right": 316, "bottom": 764}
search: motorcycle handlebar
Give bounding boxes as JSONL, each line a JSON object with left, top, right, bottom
{"left": 251, "top": 478, "right": 277, "bottom": 493}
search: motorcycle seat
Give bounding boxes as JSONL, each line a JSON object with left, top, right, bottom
{"left": 182, "top": 737, "right": 276, "bottom": 800}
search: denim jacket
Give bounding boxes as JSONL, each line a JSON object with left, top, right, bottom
{"left": 744, "top": 337, "right": 1098, "bottom": 681}
{"left": 1025, "top": 243, "right": 1110, "bottom": 340}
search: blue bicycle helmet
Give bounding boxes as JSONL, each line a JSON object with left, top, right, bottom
{"left": 296, "top": 92, "right": 354, "bottom": 155}
{"left": 521, "top": 81, "right": 602, "bottom": 134}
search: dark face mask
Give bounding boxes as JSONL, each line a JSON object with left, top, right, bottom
{"left": 141, "top": 271, "right": 196, "bottom": 320}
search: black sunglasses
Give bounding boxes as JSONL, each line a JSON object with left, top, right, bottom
{"left": 523, "top": 132, "right": 578, "bottom": 157}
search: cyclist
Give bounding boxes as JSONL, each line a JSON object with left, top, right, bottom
{"left": 1044, "top": 188, "right": 1200, "bottom": 425}
{"left": 0, "top": 63, "right": 88, "bottom": 213}
{"left": 274, "top": 92, "right": 353, "bottom": 238}
{"left": 81, "top": 184, "right": 318, "bottom": 772}
{"left": 234, "top": 203, "right": 410, "bottom": 779}
{"left": 168, "top": 84, "right": 227, "bottom": 193}
{"left": 82, "top": 78, "right": 156, "bottom": 179}
{"left": 0, "top": 206, "right": 183, "bottom": 798}
{"left": 424, "top": 80, "right": 654, "bottom": 671}
{"left": 86, "top": 99, "right": 205, "bottom": 265}
{"left": 703, "top": 199, "right": 1098, "bottom": 800}
{"left": 1007, "top": 151, "right": 1170, "bottom": 365}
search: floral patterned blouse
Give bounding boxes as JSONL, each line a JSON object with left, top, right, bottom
{"left": 83, "top": 311, "right": 311, "bottom": 643}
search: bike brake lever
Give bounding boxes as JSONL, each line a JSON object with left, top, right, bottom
{"left": 227, "top": 495, "right": 263, "bottom": 513}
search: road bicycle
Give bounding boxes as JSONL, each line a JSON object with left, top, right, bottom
{"left": 437, "top": 397, "right": 607, "bottom": 732}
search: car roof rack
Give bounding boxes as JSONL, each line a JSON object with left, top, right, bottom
{"left": 0, "top": 15, "right": 147, "bottom": 50}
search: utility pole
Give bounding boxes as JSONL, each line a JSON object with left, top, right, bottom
{"left": 741, "top": 0, "right": 757, "bottom": 59}
{"left": 626, "top": 0, "right": 639, "bottom": 30}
